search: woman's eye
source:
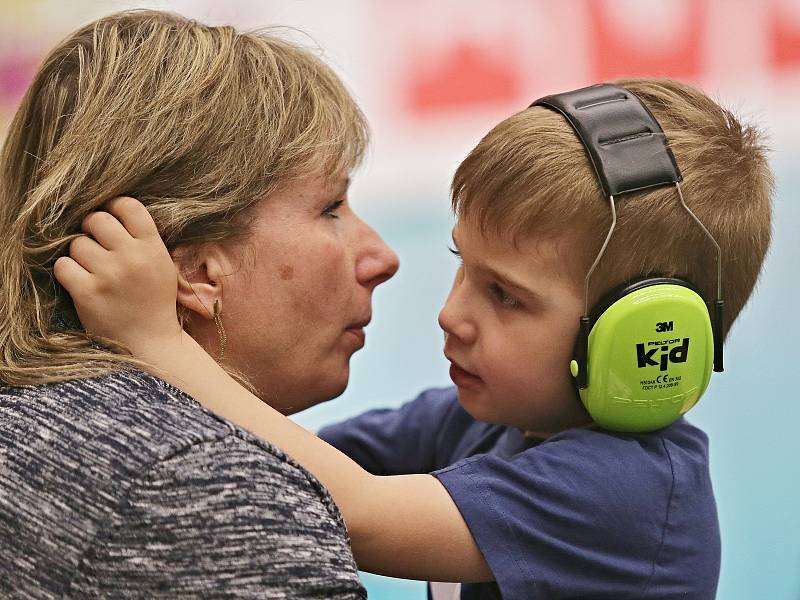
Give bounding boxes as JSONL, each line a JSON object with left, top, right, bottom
{"left": 448, "top": 245, "right": 462, "bottom": 262}
{"left": 323, "top": 199, "right": 344, "bottom": 218}
{"left": 489, "top": 282, "right": 520, "bottom": 308}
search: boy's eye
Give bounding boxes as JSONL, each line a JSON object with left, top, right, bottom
{"left": 448, "top": 245, "right": 462, "bottom": 262}
{"left": 489, "top": 282, "right": 520, "bottom": 308}
{"left": 322, "top": 199, "right": 344, "bottom": 218}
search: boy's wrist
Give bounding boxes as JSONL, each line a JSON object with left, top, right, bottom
{"left": 126, "top": 326, "right": 193, "bottom": 364}
{"left": 133, "top": 328, "right": 224, "bottom": 395}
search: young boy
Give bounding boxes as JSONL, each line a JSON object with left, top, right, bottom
{"left": 56, "top": 78, "right": 772, "bottom": 599}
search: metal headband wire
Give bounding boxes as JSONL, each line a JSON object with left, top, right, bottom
{"left": 583, "top": 194, "right": 617, "bottom": 317}
{"left": 582, "top": 183, "right": 723, "bottom": 319}
{"left": 676, "top": 182, "right": 723, "bottom": 301}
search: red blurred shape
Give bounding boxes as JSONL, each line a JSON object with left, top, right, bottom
{"left": 0, "top": 55, "right": 37, "bottom": 105}
{"left": 406, "top": 41, "right": 520, "bottom": 114}
{"left": 770, "top": 2, "right": 800, "bottom": 68}
{"left": 587, "top": 0, "right": 706, "bottom": 81}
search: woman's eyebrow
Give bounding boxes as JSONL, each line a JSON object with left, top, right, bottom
{"left": 333, "top": 177, "right": 350, "bottom": 198}
{"left": 316, "top": 178, "right": 350, "bottom": 209}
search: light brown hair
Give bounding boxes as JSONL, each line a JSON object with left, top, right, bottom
{"left": 451, "top": 78, "right": 773, "bottom": 339}
{"left": 0, "top": 9, "right": 368, "bottom": 385}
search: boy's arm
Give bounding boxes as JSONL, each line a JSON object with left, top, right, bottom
{"left": 125, "top": 328, "right": 492, "bottom": 582}
{"left": 54, "top": 197, "right": 492, "bottom": 583}
{"left": 318, "top": 388, "right": 459, "bottom": 475}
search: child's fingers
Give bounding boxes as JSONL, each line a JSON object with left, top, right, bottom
{"left": 53, "top": 256, "right": 92, "bottom": 297}
{"left": 81, "top": 210, "right": 132, "bottom": 250}
{"left": 68, "top": 234, "right": 109, "bottom": 274}
{"left": 102, "top": 196, "right": 161, "bottom": 241}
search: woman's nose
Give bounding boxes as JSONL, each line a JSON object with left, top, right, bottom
{"left": 355, "top": 222, "right": 400, "bottom": 290}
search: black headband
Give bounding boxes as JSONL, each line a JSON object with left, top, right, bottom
{"left": 530, "top": 84, "right": 682, "bottom": 197}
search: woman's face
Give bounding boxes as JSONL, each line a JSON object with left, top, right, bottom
{"left": 185, "top": 171, "right": 399, "bottom": 414}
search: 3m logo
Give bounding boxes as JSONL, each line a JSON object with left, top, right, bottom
{"left": 656, "top": 321, "right": 674, "bottom": 333}
{"left": 637, "top": 338, "right": 690, "bottom": 371}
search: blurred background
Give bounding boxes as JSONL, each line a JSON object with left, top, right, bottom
{"left": 1, "top": 1, "right": 798, "bottom": 597}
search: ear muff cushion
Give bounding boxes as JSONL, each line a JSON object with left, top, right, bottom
{"left": 588, "top": 277, "right": 704, "bottom": 323}
{"left": 578, "top": 280, "right": 714, "bottom": 432}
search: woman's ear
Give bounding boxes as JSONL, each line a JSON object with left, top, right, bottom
{"left": 172, "top": 245, "right": 225, "bottom": 322}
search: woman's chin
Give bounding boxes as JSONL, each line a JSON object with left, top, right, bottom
{"left": 280, "top": 368, "right": 351, "bottom": 415}
{"left": 310, "top": 378, "right": 349, "bottom": 409}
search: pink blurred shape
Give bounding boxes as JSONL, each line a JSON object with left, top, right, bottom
{"left": 406, "top": 40, "right": 521, "bottom": 114}
{"left": 770, "top": 0, "right": 800, "bottom": 69}
{"left": 587, "top": 0, "right": 706, "bottom": 82}
{"left": 0, "top": 55, "right": 38, "bottom": 105}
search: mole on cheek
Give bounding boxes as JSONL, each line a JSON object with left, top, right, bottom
{"left": 278, "top": 265, "right": 294, "bottom": 280}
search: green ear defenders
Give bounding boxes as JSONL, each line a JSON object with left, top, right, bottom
{"left": 530, "top": 84, "right": 724, "bottom": 433}
{"left": 570, "top": 276, "right": 716, "bottom": 432}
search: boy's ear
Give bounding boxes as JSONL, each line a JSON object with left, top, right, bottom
{"left": 171, "top": 244, "right": 227, "bottom": 322}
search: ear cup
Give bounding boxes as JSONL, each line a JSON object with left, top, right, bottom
{"left": 576, "top": 279, "right": 714, "bottom": 432}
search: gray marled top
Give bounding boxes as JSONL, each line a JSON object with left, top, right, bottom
{"left": 0, "top": 369, "right": 366, "bottom": 599}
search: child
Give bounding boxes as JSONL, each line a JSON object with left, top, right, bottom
{"left": 56, "top": 78, "right": 772, "bottom": 599}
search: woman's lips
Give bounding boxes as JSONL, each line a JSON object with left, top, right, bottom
{"left": 448, "top": 361, "right": 482, "bottom": 389}
{"left": 344, "top": 315, "right": 370, "bottom": 349}
{"left": 345, "top": 327, "right": 365, "bottom": 348}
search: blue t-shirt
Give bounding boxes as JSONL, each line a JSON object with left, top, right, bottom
{"left": 318, "top": 386, "right": 720, "bottom": 600}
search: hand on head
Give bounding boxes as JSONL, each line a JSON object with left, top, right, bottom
{"left": 54, "top": 197, "right": 182, "bottom": 354}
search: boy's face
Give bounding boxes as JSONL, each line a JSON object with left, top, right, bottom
{"left": 438, "top": 219, "right": 592, "bottom": 436}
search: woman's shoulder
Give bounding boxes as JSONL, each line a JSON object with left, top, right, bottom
{"left": 0, "top": 370, "right": 364, "bottom": 597}
{"left": 0, "top": 368, "right": 336, "bottom": 500}
{"left": 3, "top": 368, "right": 235, "bottom": 453}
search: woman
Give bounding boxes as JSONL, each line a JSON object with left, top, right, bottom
{"left": 0, "top": 10, "right": 398, "bottom": 597}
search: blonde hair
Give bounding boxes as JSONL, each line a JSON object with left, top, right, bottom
{"left": 451, "top": 78, "right": 773, "bottom": 340}
{"left": 0, "top": 9, "right": 368, "bottom": 385}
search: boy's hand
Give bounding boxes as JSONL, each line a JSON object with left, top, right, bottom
{"left": 54, "top": 196, "right": 182, "bottom": 354}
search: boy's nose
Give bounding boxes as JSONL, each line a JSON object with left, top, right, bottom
{"left": 437, "top": 283, "right": 477, "bottom": 345}
{"left": 355, "top": 222, "right": 400, "bottom": 290}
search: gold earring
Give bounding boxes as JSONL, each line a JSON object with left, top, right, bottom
{"left": 213, "top": 299, "right": 227, "bottom": 362}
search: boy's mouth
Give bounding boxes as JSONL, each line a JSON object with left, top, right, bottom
{"left": 445, "top": 354, "right": 483, "bottom": 389}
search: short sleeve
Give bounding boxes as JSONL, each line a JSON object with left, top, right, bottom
{"left": 318, "top": 387, "right": 463, "bottom": 475}
{"left": 70, "top": 435, "right": 366, "bottom": 599}
{"left": 432, "top": 429, "right": 675, "bottom": 600}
